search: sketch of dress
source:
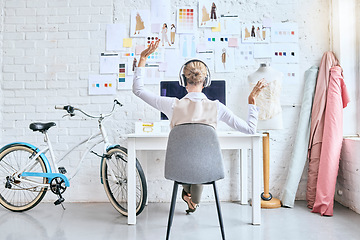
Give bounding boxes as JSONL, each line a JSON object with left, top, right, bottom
{"left": 134, "top": 13, "right": 145, "bottom": 35}
{"left": 191, "top": 36, "right": 196, "bottom": 57}
{"left": 201, "top": 6, "right": 210, "bottom": 25}
{"left": 222, "top": 48, "right": 227, "bottom": 69}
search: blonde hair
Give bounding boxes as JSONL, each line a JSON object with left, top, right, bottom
{"left": 183, "top": 61, "right": 207, "bottom": 86}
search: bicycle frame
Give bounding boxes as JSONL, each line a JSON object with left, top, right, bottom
{"left": 13, "top": 101, "right": 122, "bottom": 189}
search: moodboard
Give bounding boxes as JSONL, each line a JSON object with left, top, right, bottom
{"left": 89, "top": 0, "right": 299, "bottom": 95}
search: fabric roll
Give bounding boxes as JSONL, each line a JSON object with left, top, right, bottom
{"left": 312, "top": 66, "right": 350, "bottom": 216}
{"left": 307, "top": 52, "right": 339, "bottom": 209}
{"left": 281, "top": 66, "right": 318, "bottom": 207}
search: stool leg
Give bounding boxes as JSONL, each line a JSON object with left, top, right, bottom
{"left": 166, "top": 182, "right": 178, "bottom": 240}
{"left": 213, "top": 181, "right": 225, "bottom": 240}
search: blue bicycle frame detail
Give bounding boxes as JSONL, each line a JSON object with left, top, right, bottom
{"left": 0, "top": 142, "right": 70, "bottom": 187}
{"left": 0, "top": 142, "right": 52, "bottom": 172}
{"left": 20, "top": 172, "right": 70, "bottom": 187}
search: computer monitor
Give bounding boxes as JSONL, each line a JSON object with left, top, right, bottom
{"left": 160, "top": 80, "right": 226, "bottom": 120}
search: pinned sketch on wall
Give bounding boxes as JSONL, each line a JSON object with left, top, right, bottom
{"left": 253, "top": 44, "right": 272, "bottom": 58}
{"left": 236, "top": 45, "right": 255, "bottom": 66}
{"left": 176, "top": 7, "right": 196, "bottom": 33}
{"left": 164, "top": 48, "right": 184, "bottom": 77}
{"left": 220, "top": 15, "right": 240, "bottom": 35}
{"left": 197, "top": 50, "right": 215, "bottom": 71}
{"left": 131, "top": 10, "right": 150, "bottom": 37}
{"left": 150, "top": 0, "right": 171, "bottom": 24}
{"left": 144, "top": 64, "right": 164, "bottom": 84}
{"left": 100, "top": 53, "right": 119, "bottom": 74}
{"left": 271, "top": 43, "right": 299, "bottom": 63}
{"left": 272, "top": 64, "right": 299, "bottom": 86}
{"left": 242, "top": 24, "right": 270, "bottom": 43}
{"left": 215, "top": 47, "right": 235, "bottom": 72}
{"left": 198, "top": 0, "right": 219, "bottom": 27}
{"left": 89, "top": 75, "right": 116, "bottom": 95}
{"left": 106, "top": 24, "right": 126, "bottom": 51}
{"left": 271, "top": 23, "right": 299, "bottom": 43}
{"left": 180, "top": 34, "right": 197, "bottom": 58}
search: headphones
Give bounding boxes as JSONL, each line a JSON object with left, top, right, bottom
{"left": 178, "top": 59, "right": 211, "bottom": 88}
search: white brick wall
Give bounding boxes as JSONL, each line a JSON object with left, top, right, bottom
{"left": 1, "top": 0, "right": 354, "bottom": 206}
{"left": 336, "top": 138, "right": 360, "bottom": 214}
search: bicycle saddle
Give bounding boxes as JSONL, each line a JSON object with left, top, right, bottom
{"left": 29, "top": 122, "right": 56, "bottom": 132}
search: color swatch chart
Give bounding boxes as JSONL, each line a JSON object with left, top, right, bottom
{"left": 146, "top": 36, "right": 164, "bottom": 62}
{"left": 177, "top": 7, "right": 195, "bottom": 33}
{"left": 119, "top": 63, "right": 126, "bottom": 82}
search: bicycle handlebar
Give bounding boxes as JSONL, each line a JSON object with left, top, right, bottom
{"left": 55, "top": 99, "right": 123, "bottom": 119}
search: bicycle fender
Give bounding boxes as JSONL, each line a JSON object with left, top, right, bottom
{"left": 20, "top": 172, "right": 70, "bottom": 187}
{"left": 0, "top": 142, "right": 52, "bottom": 173}
{"left": 100, "top": 144, "right": 122, "bottom": 185}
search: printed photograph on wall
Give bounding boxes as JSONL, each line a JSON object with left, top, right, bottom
{"left": 158, "top": 22, "right": 178, "bottom": 49}
{"left": 176, "top": 7, "right": 196, "bottom": 33}
{"left": 241, "top": 24, "right": 270, "bottom": 43}
{"left": 130, "top": 10, "right": 150, "bottom": 37}
{"left": 198, "top": 0, "right": 219, "bottom": 28}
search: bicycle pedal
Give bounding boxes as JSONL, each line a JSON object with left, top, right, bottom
{"left": 58, "top": 167, "right": 67, "bottom": 174}
{"left": 54, "top": 197, "right": 65, "bottom": 206}
{"left": 5, "top": 176, "right": 12, "bottom": 189}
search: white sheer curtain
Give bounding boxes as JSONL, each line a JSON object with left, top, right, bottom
{"left": 330, "top": 0, "right": 359, "bottom": 136}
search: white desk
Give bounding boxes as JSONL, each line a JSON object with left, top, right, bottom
{"left": 126, "top": 131, "right": 262, "bottom": 225}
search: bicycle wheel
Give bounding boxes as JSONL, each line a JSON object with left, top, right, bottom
{"left": 101, "top": 146, "right": 147, "bottom": 216}
{"left": 0, "top": 145, "right": 48, "bottom": 211}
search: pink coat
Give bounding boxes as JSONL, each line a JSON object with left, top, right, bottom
{"left": 307, "top": 52, "right": 339, "bottom": 209}
{"left": 311, "top": 66, "right": 350, "bottom": 216}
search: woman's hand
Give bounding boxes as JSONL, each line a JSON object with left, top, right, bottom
{"left": 138, "top": 39, "right": 160, "bottom": 67}
{"left": 248, "top": 78, "right": 267, "bottom": 105}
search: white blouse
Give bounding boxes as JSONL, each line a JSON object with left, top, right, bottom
{"left": 132, "top": 67, "right": 259, "bottom": 134}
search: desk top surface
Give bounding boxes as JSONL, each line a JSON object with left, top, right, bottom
{"left": 126, "top": 131, "right": 262, "bottom": 138}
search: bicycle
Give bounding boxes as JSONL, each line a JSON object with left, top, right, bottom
{"left": 0, "top": 100, "right": 147, "bottom": 216}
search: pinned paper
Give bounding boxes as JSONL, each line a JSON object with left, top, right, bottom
{"left": 228, "top": 38, "right": 238, "bottom": 47}
{"left": 158, "top": 62, "right": 167, "bottom": 72}
{"left": 89, "top": 75, "right": 116, "bottom": 95}
{"left": 100, "top": 54, "right": 119, "bottom": 74}
{"left": 106, "top": 24, "right": 126, "bottom": 51}
{"left": 135, "top": 45, "right": 146, "bottom": 55}
{"left": 123, "top": 38, "right": 133, "bottom": 48}
{"left": 262, "top": 18, "right": 273, "bottom": 28}
{"left": 151, "top": 23, "right": 161, "bottom": 33}
{"left": 211, "top": 22, "right": 221, "bottom": 32}
{"left": 197, "top": 43, "right": 207, "bottom": 52}
{"left": 253, "top": 44, "right": 272, "bottom": 58}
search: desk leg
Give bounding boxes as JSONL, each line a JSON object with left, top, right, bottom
{"left": 240, "top": 149, "right": 248, "bottom": 205}
{"left": 252, "top": 137, "right": 261, "bottom": 225}
{"left": 127, "top": 138, "right": 136, "bottom": 225}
